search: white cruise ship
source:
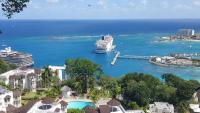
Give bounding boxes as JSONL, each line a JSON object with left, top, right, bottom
{"left": 0, "top": 47, "right": 34, "bottom": 67}
{"left": 95, "top": 35, "right": 116, "bottom": 53}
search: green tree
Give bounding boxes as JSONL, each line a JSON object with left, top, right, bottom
{"left": 162, "top": 73, "right": 200, "bottom": 104}
{"left": 65, "top": 58, "right": 102, "bottom": 94}
{"left": 120, "top": 73, "right": 178, "bottom": 108}
{"left": 61, "top": 78, "right": 82, "bottom": 94}
{"left": 89, "top": 89, "right": 103, "bottom": 103}
{"left": 120, "top": 73, "right": 161, "bottom": 106}
{"left": 154, "top": 84, "right": 176, "bottom": 103}
{"left": 41, "top": 67, "right": 53, "bottom": 88}
{"left": 98, "top": 76, "right": 121, "bottom": 98}
{"left": 68, "top": 109, "right": 83, "bottom": 113}
{"left": 0, "top": 59, "right": 16, "bottom": 74}
{"left": 177, "top": 101, "right": 189, "bottom": 113}
{"left": 1, "top": 0, "right": 29, "bottom": 19}
{"left": 0, "top": 82, "right": 11, "bottom": 90}
{"left": 128, "top": 102, "right": 140, "bottom": 110}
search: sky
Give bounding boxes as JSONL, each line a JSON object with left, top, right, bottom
{"left": 0, "top": 0, "right": 200, "bottom": 19}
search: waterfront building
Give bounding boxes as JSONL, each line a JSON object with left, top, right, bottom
{"left": 48, "top": 65, "right": 66, "bottom": 81}
{"left": 189, "top": 87, "right": 200, "bottom": 113}
{"left": 147, "top": 102, "right": 174, "bottom": 113}
{"left": 91, "top": 98, "right": 144, "bottom": 113}
{"left": 0, "top": 47, "right": 34, "bottom": 67}
{"left": 0, "top": 68, "right": 41, "bottom": 92}
{"left": 0, "top": 87, "right": 21, "bottom": 113}
{"left": 177, "top": 29, "right": 195, "bottom": 37}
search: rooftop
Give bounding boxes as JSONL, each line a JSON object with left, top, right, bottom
{"left": 107, "top": 98, "right": 121, "bottom": 106}
{"left": 0, "top": 87, "right": 10, "bottom": 94}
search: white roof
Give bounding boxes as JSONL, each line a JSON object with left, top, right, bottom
{"left": 48, "top": 65, "right": 65, "bottom": 70}
{"left": 190, "top": 104, "right": 200, "bottom": 112}
{"left": 0, "top": 68, "right": 35, "bottom": 78}
{"left": 150, "top": 102, "right": 174, "bottom": 110}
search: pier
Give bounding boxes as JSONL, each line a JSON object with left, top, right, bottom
{"left": 111, "top": 51, "right": 120, "bottom": 65}
{"left": 118, "top": 55, "right": 151, "bottom": 60}
{"left": 111, "top": 51, "right": 156, "bottom": 65}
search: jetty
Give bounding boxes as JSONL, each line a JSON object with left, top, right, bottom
{"left": 118, "top": 55, "right": 151, "bottom": 60}
{"left": 111, "top": 51, "right": 156, "bottom": 65}
{"left": 111, "top": 51, "right": 120, "bottom": 65}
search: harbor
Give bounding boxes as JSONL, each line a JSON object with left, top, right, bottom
{"left": 111, "top": 51, "right": 200, "bottom": 67}
{"left": 1, "top": 20, "right": 200, "bottom": 80}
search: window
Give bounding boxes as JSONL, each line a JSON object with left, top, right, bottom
{"left": 4, "top": 97, "right": 10, "bottom": 103}
{"left": 14, "top": 101, "right": 19, "bottom": 106}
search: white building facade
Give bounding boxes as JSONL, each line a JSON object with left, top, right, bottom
{"left": 48, "top": 65, "right": 66, "bottom": 81}
{"left": 148, "top": 102, "right": 174, "bottom": 113}
{"left": 0, "top": 87, "right": 21, "bottom": 112}
{"left": 0, "top": 68, "right": 41, "bottom": 92}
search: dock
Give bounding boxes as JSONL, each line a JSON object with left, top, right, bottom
{"left": 111, "top": 51, "right": 156, "bottom": 65}
{"left": 111, "top": 51, "right": 120, "bottom": 65}
{"left": 118, "top": 55, "right": 151, "bottom": 60}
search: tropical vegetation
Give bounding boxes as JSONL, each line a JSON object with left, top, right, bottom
{"left": 0, "top": 59, "right": 16, "bottom": 74}
{"left": 0, "top": 57, "right": 199, "bottom": 113}
{"left": 67, "top": 109, "right": 83, "bottom": 113}
{"left": 65, "top": 58, "right": 102, "bottom": 94}
{"left": 64, "top": 58, "right": 199, "bottom": 113}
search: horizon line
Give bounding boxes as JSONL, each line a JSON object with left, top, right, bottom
{"left": 1, "top": 18, "right": 200, "bottom": 21}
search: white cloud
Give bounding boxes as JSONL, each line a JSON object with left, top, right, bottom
{"left": 193, "top": 0, "right": 200, "bottom": 6}
{"left": 161, "top": 1, "right": 169, "bottom": 8}
{"left": 174, "top": 4, "right": 191, "bottom": 9}
{"left": 46, "top": 0, "right": 59, "bottom": 3}
{"left": 129, "top": 1, "right": 135, "bottom": 7}
{"left": 98, "top": 0, "right": 107, "bottom": 8}
{"left": 141, "top": 0, "right": 147, "bottom": 6}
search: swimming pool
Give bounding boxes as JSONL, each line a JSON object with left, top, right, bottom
{"left": 67, "top": 101, "right": 96, "bottom": 110}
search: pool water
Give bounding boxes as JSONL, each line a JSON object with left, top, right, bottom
{"left": 67, "top": 101, "right": 96, "bottom": 110}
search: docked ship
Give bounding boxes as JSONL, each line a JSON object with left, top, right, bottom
{"left": 95, "top": 35, "right": 116, "bottom": 53}
{"left": 0, "top": 47, "right": 34, "bottom": 67}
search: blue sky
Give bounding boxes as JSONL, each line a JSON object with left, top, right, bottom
{"left": 1, "top": 0, "right": 200, "bottom": 19}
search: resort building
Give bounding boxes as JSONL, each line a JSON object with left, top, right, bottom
{"left": 15, "top": 97, "right": 67, "bottom": 113}
{"left": 48, "top": 65, "right": 66, "bottom": 81}
{"left": 87, "top": 98, "right": 144, "bottom": 113}
{"left": 0, "top": 68, "right": 42, "bottom": 92}
{"left": 177, "top": 29, "right": 195, "bottom": 37}
{"left": 147, "top": 102, "right": 174, "bottom": 113}
{"left": 189, "top": 104, "right": 200, "bottom": 113}
{"left": 0, "top": 87, "right": 21, "bottom": 113}
{"left": 190, "top": 87, "right": 200, "bottom": 113}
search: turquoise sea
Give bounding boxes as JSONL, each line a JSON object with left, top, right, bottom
{"left": 0, "top": 19, "right": 200, "bottom": 80}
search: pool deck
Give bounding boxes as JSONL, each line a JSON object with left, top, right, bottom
{"left": 64, "top": 97, "right": 92, "bottom": 103}
{"left": 63, "top": 97, "right": 112, "bottom": 107}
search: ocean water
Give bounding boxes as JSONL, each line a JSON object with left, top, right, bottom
{"left": 1, "top": 19, "right": 200, "bottom": 80}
